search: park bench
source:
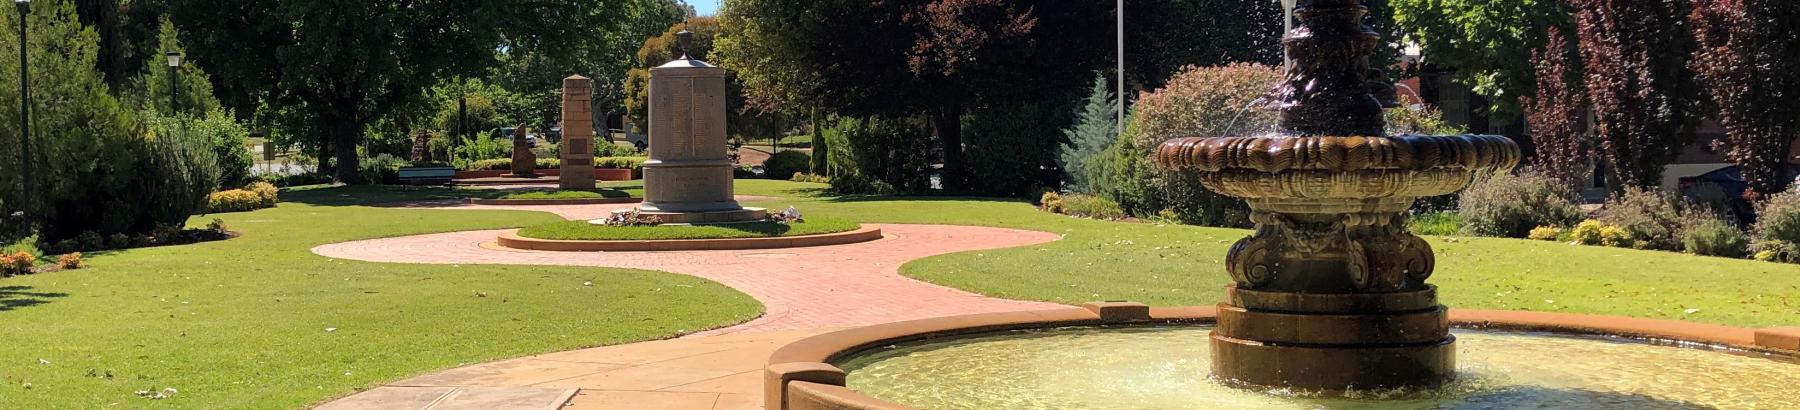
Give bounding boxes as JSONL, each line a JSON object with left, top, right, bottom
{"left": 396, "top": 166, "right": 455, "bottom": 185}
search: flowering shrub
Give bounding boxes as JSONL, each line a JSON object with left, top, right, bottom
{"left": 58, "top": 252, "right": 82, "bottom": 270}
{"left": 1596, "top": 187, "right": 1687, "bottom": 250}
{"left": 1570, "top": 220, "right": 1607, "bottom": 245}
{"left": 1039, "top": 191, "right": 1065, "bottom": 214}
{"left": 601, "top": 210, "right": 663, "bottom": 227}
{"left": 1528, "top": 226, "right": 1564, "bottom": 241}
{"left": 1, "top": 251, "right": 35, "bottom": 276}
{"left": 205, "top": 189, "right": 265, "bottom": 213}
{"left": 767, "top": 206, "right": 805, "bottom": 224}
{"left": 247, "top": 182, "right": 279, "bottom": 207}
{"left": 789, "top": 173, "right": 831, "bottom": 184}
{"left": 1599, "top": 225, "right": 1635, "bottom": 248}
{"left": 1681, "top": 215, "right": 1749, "bottom": 258}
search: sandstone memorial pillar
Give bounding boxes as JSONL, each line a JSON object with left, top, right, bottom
{"left": 559, "top": 75, "right": 597, "bottom": 189}
{"left": 508, "top": 125, "right": 537, "bottom": 177}
{"left": 613, "top": 30, "right": 765, "bottom": 224}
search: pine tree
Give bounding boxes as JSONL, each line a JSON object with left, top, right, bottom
{"left": 1058, "top": 74, "right": 1118, "bottom": 194}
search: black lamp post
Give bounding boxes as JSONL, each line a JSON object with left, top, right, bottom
{"left": 14, "top": 0, "right": 29, "bottom": 227}
{"left": 165, "top": 51, "right": 181, "bottom": 115}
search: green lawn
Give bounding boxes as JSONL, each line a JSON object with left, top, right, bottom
{"left": 0, "top": 185, "right": 759, "bottom": 409}
{"left": 724, "top": 181, "right": 1800, "bottom": 329}
{"left": 518, "top": 217, "right": 859, "bottom": 241}
{"left": 3, "top": 179, "right": 1797, "bottom": 409}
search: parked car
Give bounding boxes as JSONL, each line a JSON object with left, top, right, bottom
{"left": 1679, "top": 164, "right": 1799, "bottom": 224}
{"left": 493, "top": 127, "right": 538, "bottom": 148}
{"left": 621, "top": 129, "right": 648, "bottom": 151}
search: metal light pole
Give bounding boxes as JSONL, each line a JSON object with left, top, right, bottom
{"left": 1116, "top": 0, "right": 1124, "bottom": 136}
{"left": 14, "top": 0, "right": 29, "bottom": 227}
{"left": 165, "top": 51, "right": 181, "bottom": 115}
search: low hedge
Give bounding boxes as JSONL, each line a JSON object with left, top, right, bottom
{"left": 204, "top": 190, "right": 266, "bottom": 213}
{"left": 460, "top": 157, "right": 648, "bottom": 172}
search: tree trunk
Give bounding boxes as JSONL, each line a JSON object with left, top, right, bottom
{"left": 810, "top": 107, "right": 827, "bottom": 174}
{"left": 932, "top": 104, "right": 965, "bottom": 191}
{"left": 330, "top": 112, "right": 362, "bottom": 184}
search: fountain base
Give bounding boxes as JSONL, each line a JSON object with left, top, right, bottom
{"left": 1212, "top": 285, "right": 1456, "bottom": 391}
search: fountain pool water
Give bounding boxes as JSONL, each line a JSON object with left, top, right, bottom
{"left": 838, "top": 325, "right": 1800, "bottom": 409}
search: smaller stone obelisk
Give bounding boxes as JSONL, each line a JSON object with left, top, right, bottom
{"left": 608, "top": 29, "right": 765, "bottom": 224}
{"left": 508, "top": 125, "right": 537, "bottom": 178}
{"left": 559, "top": 76, "right": 597, "bottom": 189}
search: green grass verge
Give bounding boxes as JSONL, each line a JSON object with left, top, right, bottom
{"left": 712, "top": 181, "right": 1800, "bottom": 329}
{"left": 516, "top": 217, "right": 860, "bottom": 241}
{"left": 0, "top": 185, "right": 759, "bottom": 409}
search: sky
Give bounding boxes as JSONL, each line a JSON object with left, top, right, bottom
{"left": 689, "top": 0, "right": 720, "bottom": 16}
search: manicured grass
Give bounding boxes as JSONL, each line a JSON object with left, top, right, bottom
{"left": 0, "top": 185, "right": 759, "bottom": 409}
{"left": 717, "top": 181, "right": 1800, "bottom": 329}
{"left": 494, "top": 189, "right": 633, "bottom": 200}
{"left": 516, "top": 217, "right": 860, "bottom": 241}
{"left": 1409, "top": 212, "right": 1463, "bottom": 236}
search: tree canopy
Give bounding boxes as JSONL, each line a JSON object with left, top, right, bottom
{"left": 164, "top": 0, "right": 649, "bottom": 182}
{"left": 1394, "top": 0, "right": 1573, "bottom": 117}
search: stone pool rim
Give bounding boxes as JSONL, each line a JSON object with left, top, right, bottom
{"left": 763, "top": 301, "right": 1800, "bottom": 410}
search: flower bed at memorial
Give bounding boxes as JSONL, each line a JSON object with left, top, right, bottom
{"left": 515, "top": 217, "right": 860, "bottom": 241}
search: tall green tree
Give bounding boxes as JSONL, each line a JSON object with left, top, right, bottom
{"left": 131, "top": 18, "right": 219, "bottom": 117}
{"left": 1058, "top": 74, "right": 1117, "bottom": 194}
{"left": 165, "top": 0, "right": 622, "bottom": 183}
{"left": 1393, "top": 0, "right": 1574, "bottom": 117}
{"left": 716, "top": 0, "right": 1108, "bottom": 190}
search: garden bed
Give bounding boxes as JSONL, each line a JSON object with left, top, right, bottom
{"left": 499, "top": 218, "right": 878, "bottom": 251}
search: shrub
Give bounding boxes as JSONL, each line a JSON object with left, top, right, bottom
{"left": 1681, "top": 214, "right": 1749, "bottom": 258}
{"left": 964, "top": 102, "right": 1066, "bottom": 196}
{"left": 204, "top": 190, "right": 266, "bottom": 213}
{"left": 1749, "top": 189, "right": 1800, "bottom": 260}
{"left": 2, "top": 251, "right": 34, "bottom": 276}
{"left": 1596, "top": 187, "right": 1686, "bottom": 250}
{"left": 1409, "top": 212, "right": 1463, "bottom": 236}
{"left": 207, "top": 219, "right": 229, "bottom": 234}
{"left": 452, "top": 134, "right": 512, "bottom": 165}
{"left": 593, "top": 141, "right": 641, "bottom": 157}
{"left": 762, "top": 150, "right": 811, "bottom": 180}
{"left": 824, "top": 116, "right": 935, "bottom": 193}
{"left": 1458, "top": 171, "right": 1584, "bottom": 238}
{"left": 77, "top": 231, "right": 105, "bottom": 251}
{"left": 190, "top": 111, "right": 255, "bottom": 188}
{"left": 107, "top": 233, "right": 131, "bottom": 249}
{"left": 1040, "top": 191, "right": 1065, "bottom": 214}
{"left": 1599, "top": 225, "right": 1635, "bottom": 248}
{"left": 789, "top": 173, "right": 831, "bottom": 184}
{"left": 594, "top": 156, "right": 647, "bottom": 171}
{"left": 247, "top": 182, "right": 279, "bottom": 207}
{"left": 1093, "top": 64, "right": 1280, "bottom": 228}
{"left": 358, "top": 154, "right": 408, "bottom": 185}
{"left": 1528, "top": 226, "right": 1565, "bottom": 241}
{"left": 829, "top": 173, "right": 898, "bottom": 196}
{"left": 58, "top": 252, "right": 81, "bottom": 270}
{"left": 1060, "top": 194, "right": 1127, "bottom": 220}
{"left": 136, "top": 112, "right": 223, "bottom": 235}
{"left": 1571, "top": 220, "right": 1607, "bottom": 245}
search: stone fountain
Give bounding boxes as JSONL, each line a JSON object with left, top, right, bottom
{"left": 1154, "top": 0, "right": 1519, "bottom": 392}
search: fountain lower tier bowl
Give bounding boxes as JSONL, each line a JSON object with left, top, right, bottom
{"left": 763, "top": 305, "right": 1800, "bottom": 410}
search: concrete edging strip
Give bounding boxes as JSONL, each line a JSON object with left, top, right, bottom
{"left": 763, "top": 303, "right": 1800, "bottom": 410}
{"left": 496, "top": 226, "right": 884, "bottom": 252}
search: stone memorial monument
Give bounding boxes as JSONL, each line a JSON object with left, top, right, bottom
{"left": 508, "top": 125, "right": 537, "bottom": 177}
{"left": 608, "top": 29, "right": 764, "bottom": 224}
{"left": 559, "top": 76, "right": 597, "bottom": 189}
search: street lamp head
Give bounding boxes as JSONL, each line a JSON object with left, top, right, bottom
{"left": 165, "top": 51, "right": 182, "bottom": 68}
{"left": 15, "top": 0, "right": 28, "bottom": 14}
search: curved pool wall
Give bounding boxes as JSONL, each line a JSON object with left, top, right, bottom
{"left": 762, "top": 302, "right": 1800, "bottom": 410}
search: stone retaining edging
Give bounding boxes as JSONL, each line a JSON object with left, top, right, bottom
{"left": 496, "top": 226, "right": 884, "bottom": 252}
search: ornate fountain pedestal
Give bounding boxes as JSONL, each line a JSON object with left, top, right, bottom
{"left": 1156, "top": 0, "right": 1521, "bottom": 393}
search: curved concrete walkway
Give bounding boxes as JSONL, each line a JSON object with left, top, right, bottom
{"left": 313, "top": 201, "right": 1063, "bottom": 410}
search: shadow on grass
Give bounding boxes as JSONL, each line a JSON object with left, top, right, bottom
{"left": 699, "top": 221, "right": 794, "bottom": 236}
{"left": 0, "top": 285, "right": 68, "bottom": 312}
{"left": 282, "top": 185, "right": 637, "bottom": 207}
